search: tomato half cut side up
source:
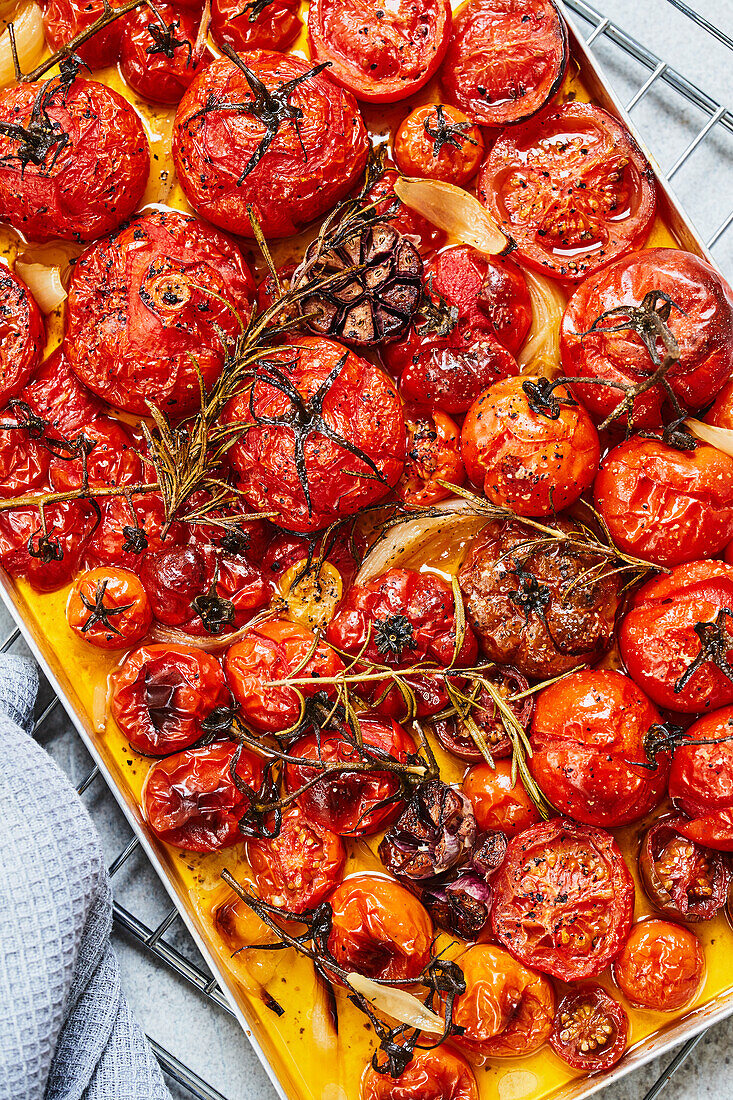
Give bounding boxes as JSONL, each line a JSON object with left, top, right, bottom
{"left": 639, "top": 817, "right": 730, "bottom": 922}
{"left": 550, "top": 985, "right": 629, "bottom": 1073}
{"left": 478, "top": 102, "right": 657, "bottom": 282}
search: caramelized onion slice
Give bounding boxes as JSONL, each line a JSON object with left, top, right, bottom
{"left": 686, "top": 419, "right": 733, "bottom": 455}
{"left": 393, "top": 177, "right": 508, "bottom": 255}
{"left": 0, "top": 2, "right": 44, "bottom": 87}
{"left": 347, "top": 972, "right": 444, "bottom": 1032}
{"left": 15, "top": 262, "right": 67, "bottom": 313}
{"left": 517, "top": 269, "right": 568, "bottom": 378}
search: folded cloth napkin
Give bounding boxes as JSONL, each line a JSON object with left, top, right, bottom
{"left": 0, "top": 654, "right": 171, "bottom": 1100}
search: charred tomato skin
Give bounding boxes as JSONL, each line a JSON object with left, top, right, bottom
{"left": 66, "top": 566, "right": 152, "bottom": 649}
{"left": 0, "top": 268, "right": 45, "bottom": 404}
{"left": 613, "top": 918, "right": 705, "bottom": 1012}
{"left": 550, "top": 985, "right": 629, "bottom": 1073}
{"left": 668, "top": 707, "right": 733, "bottom": 851}
{"left": 361, "top": 1047, "right": 479, "bottom": 1100}
{"left": 639, "top": 816, "right": 730, "bottom": 920}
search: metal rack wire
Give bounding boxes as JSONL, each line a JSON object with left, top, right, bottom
{"left": 12, "top": 2, "right": 733, "bottom": 1097}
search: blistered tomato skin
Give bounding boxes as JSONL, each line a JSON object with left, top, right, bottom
{"left": 0, "top": 412, "right": 50, "bottom": 495}
{"left": 24, "top": 346, "right": 102, "bottom": 436}
{"left": 172, "top": 52, "right": 369, "bottom": 239}
{"left": 0, "top": 269, "right": 44, "bottom": 404}
{"left": 66, "top": 567, "right": 152, "bottom": 649}
{"left": 613, "top": 919, "right": 705, "bottom": 1012}
{"left": 49, "top": 416, "right": 142, "bottom": 492}
{"left": 397, "top": 407, "right": 465, "bottom": 507}
{"left": 462, "top": 760, "right": 541, "bottom": 835}
{"left": 640, "top": 817, "right": 730, "bottom": 919}
{"left": 364, "top": 169, "right": 447, "bottom": 256}
{"left": 211, "top": 0, "right": 301, "bottom": 53}
{"left": 361, "top": 1047, "right": 479, "bottom": 1100}
{"left": 594, "top": 436, "right": 733, "bottom": 568}
{"left": 120, "top": 4, "right": 212, "bottom": 104}
{"left": 668, "top": 708, "right": 733, "bottom": 851}
{"left": 0, "top": 79, "right": 149, "bottom": 244}
{"left": 43, "top": 0, "right": 128, "bottom": 67}
{"left": 0, "top": 500, "right": 99, "bottom": 592}
{"left": 394, "top": 105, "right": 485, "bottom": 186}
{"left": 247, "top": 807, "right": 345, "bottom": 913}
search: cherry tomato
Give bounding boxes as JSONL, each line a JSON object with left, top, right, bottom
{"left": 461, "top": 376, "right": 600, "bottom": 517}
{"left": 0, "top": 77, "right": 149, "bottom": 244}
{"left": 707, "top": 379, "right": 733, "bottom": 430}
{"left": 211, "top": 889, "right": 281, "bottom": 988}
{"left": 394, "top": 104, "right": 485, "bottom": 185}
{"left": 67, "top": 567, "right": 152, "bottom": 649}
{"left": 225, "top": 620, "right": 344, "bottom": 733}
{"left": 262, "top": 525, "right": 359, "bottom": 595}
{"left": 479, "top": 103, "right": 656, "bottom": 283}
{"left": 396, "top": 408, "right": 465, "bottom": 508}
{"left": 24, "top": 346, "right": 102, "bottom": 436}
{"left": 0, "top": 267, "right": 44, "bottom": 404}
{"left": 382, "top": 245, "right": 529, "bottom": 414}
{"left": 618, "top": 560, "right": 733, "bottom": 713}
{"left": 120, "top": 3, "right": 212, "bottom": 104}
{"left": 640, "top": 816, "right": 730, "bottom": 920}
{"left": 451, "top": 944, "right": 554, "bottom": 1059}
{"left": 0, "top": 499, "right": 98, "bottom": 592}
{"left": 550, "top": 985, "right": 628, "bottom": 1073}
{"left": 613, "top": 919, "right": 704, "bottom": 1012}
{"left": 462, "top": 760, "right": 540, "bottom": 835}
{"left": 65, "top": 209, "right": 255, "bottom": 417}
{"left": 285, "top": 718, "right": 416, "bottom": 836}
{"left": 111, "top": 643, "right": 230, "bottom": 755}
{"left": 529, "top": 669, "right": 668, "bottom": 828}
{"left": 594, "top": 436, "right": 733, "bottom": 569}
{"left": 0, "top": 412, "right": 50, "bottom": 495}
{"left": 142, "top": 741, "right": 263, "bottom": 851}
{"left": 432, "top": 664, "right": 532, "bottom": 762}
{"left": 491, "top": 819, "right": 635, "bottom": 981}
{"left": 327, "top": 567, "right": 477, "bottom": 719}
{"left": 225, "top": 336, "right": 405, "bottom": 533}
{"left": 83, "top": 492, "right": 188, "bottom": 573}
{"left": 668, "top": 708, "right": 733, "bottom": 851}
{"left": 42, "top": 0, "right": 128, "bottom": 67}
{"left": 211, "top": 0, "right": 301, "bottom": 52}
{"left": 441, "top": 0, "right": 567, "bottom": 126}
{"left": 361, "top": 1047, "right": 478, "bottom": 1100}
{"left": 561, "top": 249, "right": 733, "bottom": 427}
{"left": 364, "top": 169, "right": 446, "bottom": 256}
{"left": 327, "top": 875, "right": 433, "bottom": 981}
{"left": 173, "top": 52, "right": 368, "bottom": 238}
{"left": 308, "top": 0, "right": 451, "bottom": 103}
{"left": 49, "top": 416, "right": 142, "bottom": 492}
{"left": 247, "top": 806, "right": 345, "bottom": 913}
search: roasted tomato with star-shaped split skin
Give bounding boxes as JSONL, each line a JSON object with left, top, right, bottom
{"left": 479, "top": 103, "right": 656, "bottom": 283}
{"left": 247, "top": 805, "right": 345, "bottom": 914}
{"left": 0, "top": 268, "right": 45, "bottom": 404}
{"left": 361, "top": 1047, "right": 479, "bottom": 1100}
{"left": 225, "top": 335, "right": 406, "bottom": 533}
{"left": 0, "top": 498, "right": 99, "bottom": 592}
{"left": 0, "top": 76, "right": 149, "bottom": 243}
{"left": 66, "top": 566, "right": 152, "bottom": 650}
{"left": 42, "top": 0, "right": 130, "bottom": 68}
{"left": 83, "top": 492, "right": 189, "bottom": 573}
{"left": 64, "top": 209, "right": 255, "bottom": 416}
{"left": 120, "top": 3, "right": 213, "bottom": 104}
{"left": 394, "top": 104, "right": 485, "bottom": 186}
{"left": 172, "top": 52, "right": 369, "bottom": 238}
{"left": 211, "top": 0, "right": 302, "bottom": 53}
{"left": 668, "top": 708, "right": 733, "bottom": 851}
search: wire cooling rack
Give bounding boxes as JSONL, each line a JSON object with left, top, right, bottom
{"left": 9, "top": 2, "right": 733, "bottom": 1097}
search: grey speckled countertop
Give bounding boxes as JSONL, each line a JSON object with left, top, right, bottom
{"left": 8, "top": 1, "right": 733, "bottom": 1097}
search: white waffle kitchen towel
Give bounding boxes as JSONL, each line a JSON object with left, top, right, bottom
{"left": 0, "top": 654, "right": 171, "bottom": 1100}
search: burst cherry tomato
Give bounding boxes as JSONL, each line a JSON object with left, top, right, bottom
{"left": 0, "top": 268, "right": 44, "bottom": 404}
{"left": 327, "top": 876, "right": 433, "bottom": 981}
{"left": 461, "top": 376, "right": 600, "bottom": 517}
{"left": 211, "top": 889, "right": 281, "bottom": 988}
{"left": 550, "top": 986, "right": 628, "bottom": 1073}
{"left": 462, "top": 760, "right": 541, "bottom": 835}
{"left": 613, "top": 919, "right": 704, "bottom": 1011}
{"left": 669, "top": 708, "right": 733, "bottom": 851}
{"left": 67, "top": 567, "right": 152, "bottom": 649}
{"left": 491, "top": 819, "right": 635, "bottom": 981}
{"left": 451, "top": 944, "right": 554, "bottom": 1059}
{"left": 0, "top": 499, "right": 98, "bottom": 592}
{"left": 364, "top": 169, "right": 446, "bottom": 256}
{"left": 262, "top": 526, "right": 358, "bottom": 596}
{"left": 594, "top": 436, "right": 733, "bottom": 568}
{"left": 24, "top": 346, "right": 101, "bottom": 436}
{"left": 120, "top": 3, "right": 212, "bottom": 104}
{"left": 361, "top": 1047, "right": 478, "bottom": 1100}
{"left": 394, "top": 104, "right": 485, "bottom": 185}
{"left": 83, "top": 492, "right": 187, "bottom": 573}
{"left": 396, "top": 408, "right": 465, "bottom": 508}
{"left": 0, "top": 77, "right": 149, "bottom": 244}
{"left": 225, "top": 336, "right": 405, "bottom": 533}
{"left": 173, "top": 52, "right": 368, "bottom": 238}
{"left": 211, "top": 0, "right": 301, "bottom": 52}
{"left": 529, "top": 669, "right": 668, "bottom": 828}
{"left": 618, "top": 560, "right": 733, "bottom": 713}
{"left": 42, "top": 0, "right": 128, "bottom": 67}
{"left": 247, "top": 806, "right": 345, "bottom": 913}
{"left": 0, "top": 412, "right": 50, "bottom": 495}
{"left": 49, "top": 415, "right": 142, "bottom": 492}
{"left": 433, "top": 664, "right": 532, "bottom": 763}
{"left": 441, "top": 0, "right": 567, "bottom": 126}
{"left": 479, "top": 103, "right": 656, "bottom": 283}
{"left": 640, "top": 816, "right": 730, "bottom": 919}
{"left": 65, "top": 209, "right": 255, "bottom": 417}
{"left": 142, "top": 741, "right": 263, "bottom": 851}
{"left": 308, "top": 0, "right": 451, "bottom": 103}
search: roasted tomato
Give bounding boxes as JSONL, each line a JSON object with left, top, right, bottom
{"left": 618, "top": 561, "right": 733, "bottom": 713}
{"left": 382, "top": 245, "right": 529, "bottom": 414}
{"left": 42, "top": 0, "right": 128, "bottom": 67}
{"left": 640, "top": 816, "right": 730, "bottom": 920}
{"left": 613, "top": 919, "right": 704, "bottom": 1011}
{"left": 364, "top": 169, "right": 446, "bottom": 255}
{"left": 211, "top": 0, "right": 301, "bottom": 52}
{"left": 479, "top": 103, "right": 656, "bottom": 283}
{"left": 49, "top": 416, "right": 142, "bottom": 492}
{"left": 441, "top": 0, "right": 567, "bottom": 126}
{"left": 308, "top": 0, "right": 451, "bottom": 103}
{"left": 64, "top": 209, "right": 254, "bottom": 417}
{"left": 142, "top": 741, "right": 263, "bottom": 851}
{"left": 225, "top": 620, "right": 344, "bottom": 733}
{"left": 247, "top": 806, "right": 345, "bottom": 913}
{"left": 361, "top": 1047, "right": 478, "bottom": 1100}
{"left": 225, "top": 336, "right": 405, "bottom": 533}
{"left": 550, "top": 986, "right": 628, "bottom": 1073}
{"left": 433, "top": 664, "right": 532, "bottom": 763}
{"left": 0, "top": 499, "right": 98, "bottom": 592}
{"left": 461, "top": 376, "right": 600, "bottom": 517}
{"left": 707, "top": 379, "right": 733, "bottom": 430}
{"left": 451, "top": 944, "right": 554, "bottom": 1060}
{"left": 0, "top": 268, "right": 44, "bottom": 403}
{"left": 83, "top": 492, "right": 186, "bottom": 573}
{"left": 327, "top": 567, "right": 477, "bottom": 719}
{"left": 561, "top": 249, "right": 733, "bottom": 427}
{"left": 263, "top": 525, "right": 359, "bottom": 596}
{"left": 120, "top": 3, "right": 212, "bottom": 104}
{"left": 394, "top": 104, "right": 485, "bottom": 185}
{"left": 66, "top": 567, "right": 152, "bottom": 649}
{"left": 327, "top": 875, "right": 433, "bottom": 981}
{"left": 462, "top": 759, "right": 541, "bottom": 835}
{"left": 459, "top": 519, "right": 621, "bottom": 680}
{"left": 529, "top": 669, "right": 669, "bottom": 828}
{"left": 396, "top": 408, "right": 465, "bottom": 508}
{"left": 668, "top": 708, "right": 733, "bottom": 851}
{"left": 491, "top": 819, "right": 635, "bottom": 981}
{"left": 24, "top": 346, "right": 101, "bottom": 436}
{"left": 594, "top": 436, "right": 733, "bottom": 568}
{"left": 211, "top": 888, "right": 281, "bottom": 988}
{"left": 0, "top": 76, "right": 149, "bottom": 244}
{"left": 172, "top": 52, "right": 368, "bottom": 238}
{"left": 0, "top": 412, "right": 50, "bottom": 495}
{"left": 285, "top": 718, "right": 416, "bottom": 836}
{"left": 111, "top": 644, "right": 229, "bottom": 755}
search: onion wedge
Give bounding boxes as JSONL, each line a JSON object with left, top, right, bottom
{"left": 0, "top": 2, "right": 44, "bottom": 87}
{"left": 517, "top": 268, "right": 568, "bottom": 377}
{"left": 393, "top": 177, "right": 508, "bottom": 255}
{"left": 686, "top": 419, "right": 733, "bottom": 455}
{"left": 347, "top": 973, "right": 444, "bottom": 1032}
{"left": 15, "top": 261, "right": 67, "bottom": 313}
